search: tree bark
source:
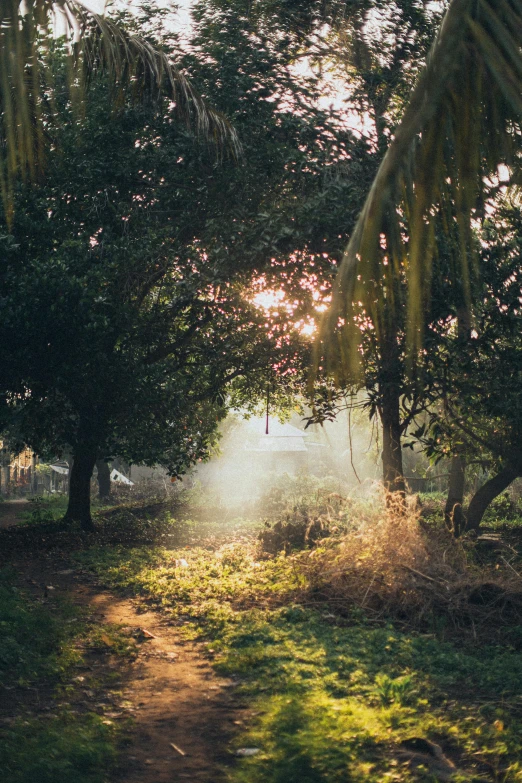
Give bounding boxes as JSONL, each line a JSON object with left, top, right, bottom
{"left": 380, "top": 383, "right": 406, "bottom": 497}
{"left": 96, "top": 460, "right": 111, "bottom": 500}
{"left": 31, "top": 454, "right": 37, "bottom": 494}
{"left": 445, "top": 307, "right": 471, "bottom": 535}
{"left": 64, "top": 445, "right": 97, "bottom": 531}
{"left": 445, "top": 453, "right": 466, "bottom": 535}
{"left": 378, "top": 322, "right": 406, "bottom": 499}
{"left": 465, "top": 466, "right": 520, "bottom": 532}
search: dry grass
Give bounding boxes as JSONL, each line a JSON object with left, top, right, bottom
{"left": 297, "top": 491, "right": 522, "bottom": 641}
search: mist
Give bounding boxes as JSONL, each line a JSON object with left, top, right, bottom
{"left": 188, "top": 409, "right": 383, "bottom": 514}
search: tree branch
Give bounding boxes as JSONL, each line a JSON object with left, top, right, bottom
{"left": 143, "top": 311, "right": 212, "bottom": 365}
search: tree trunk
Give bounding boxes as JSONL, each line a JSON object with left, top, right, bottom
{"left": 378, "top": 321, "right": 406, "bottom": 499}
{"left": 465, "top": 466, "right": 520, "bottom": 532}
{"left": 96, "top": 460, "right": 111, "bottom": 500}
{"left": 380, "top": 383, "right": 406, "bottom": 497}
{"left": 64, "top": 445, "right": 97, "bottom": 531}
{"left": 31, "top": 454, "right": 38, "bottom": 494}
{"left": 444, "top": 306, "right": 471, "bottom": 535}
{"left": 445, "top": 454, "right": 466, "bottom": 535}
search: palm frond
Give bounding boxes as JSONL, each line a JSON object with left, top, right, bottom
{"left": 0, "top": 0, "right": 240, "bottom": 224}
{"left": 319, "top": 0, "right": 522, "bottom": 377}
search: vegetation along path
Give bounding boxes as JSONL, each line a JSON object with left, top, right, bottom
{"left": 2, "top": 499, "right": 522, "bottom": 783}
{"left": 2, "top": 548, "right": 245, "bottom": 783}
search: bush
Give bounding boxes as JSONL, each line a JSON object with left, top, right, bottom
{"left": 482, "top": 492, "right": 522, "bottom": 524}
{"left": 298, "top": 491, "right": 522, "bottom": 642}
{"left": 257, "top": 472, "right": 360, "bottom": 553}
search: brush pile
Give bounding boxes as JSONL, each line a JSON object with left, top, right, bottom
{"left": 297, "top": 493, "right": 522, "bottom": 642}
{"left": 258, "top": 490, "right": 350, "bottom": 554}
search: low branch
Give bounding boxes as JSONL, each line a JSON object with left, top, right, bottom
{"left": 446, "top": 403, "right": 499, "bottom": 455}
{"left": 144, "top": 311, "right": 212, "bottom": 365}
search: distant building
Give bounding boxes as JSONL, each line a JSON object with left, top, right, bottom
{"left": 245, "top": 419, "right": 311, "bottom": 453}
{"left": 0, "top": 442, "right": 38, "bottom": 496}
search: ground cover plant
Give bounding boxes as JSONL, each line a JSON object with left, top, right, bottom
{"left": 0, "top": 567, "right": 136, "bottom": 783}
{"left": 74, "top": 495, "right": 522, "bottom": 783}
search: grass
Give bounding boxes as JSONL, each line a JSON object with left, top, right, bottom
{"left": 0, "top": 714, "right": 118, "bottom": 783}
{"left": 0, "top": 567, "right": 81, "bottom": 684}
{"left": 21, "top": 495, "right": 69, "bottom": 525}
{"left": 0, "top": 567, "right": 126, "bottom": 783}
{"left": 77, "top": 538, "right": 522, "bottom": 782}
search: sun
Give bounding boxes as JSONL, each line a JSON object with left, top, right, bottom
{"left": 252, "top": 289, "right": 286, "bottom": 310}
{"left": 250, "top": 282, "right": 319, "bottom": 338}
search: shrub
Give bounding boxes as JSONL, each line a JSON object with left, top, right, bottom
{"left": 298, "top": 491, "right": 522, "bottom": 642}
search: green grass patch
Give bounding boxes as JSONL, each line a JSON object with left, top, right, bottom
{"left": 21, "top": 495, "right": 69, "bottom": 526}
{"left": 1, "top": 713, "right": 117, "bottom": 783}
{"left": 78, "top": 543, "right": 522, "bottom": 782}
{"left": 0, "top": 568, "right": 121, "bottom": 782}
{"left": 0, "top": 568, "right": 82, "bottom": 684}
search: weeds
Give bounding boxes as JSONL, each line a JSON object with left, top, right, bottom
{"left": 1, "top": 714, "right": 117, "bottom": 783}
{"left": 299, "top": 492, "right": 522, "bottom": 643}
{"left": 0, "top": 568, "right": 81, "bottom": 683}
{"left": 0, "top": 568, "right": 122, "bottom": 782}
{"left": 6, "top": 488, "right": 522, "bottom": 781}
{"left": 78, "top": 535, "right": 522, "bottom": 782}
{"left": 21, "top": 496, "right": 67, "bottom": 527}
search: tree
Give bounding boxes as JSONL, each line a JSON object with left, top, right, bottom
{"left": 420, "top": 200, "right": 522, "bottom": 532}
{"left": 294, "top": 0, "right": 447, "bottom": 491}
{"left": 321, "top": 0, "right": 522, "bottom": 363}
{"left": 96, "top": 460, "right": 111, "bottom": 501}
{"left": 0, "top": 0, "right": 238, "bottom": 224}
{"left": 0, "top": 3, "right": 367, "bottom": 528}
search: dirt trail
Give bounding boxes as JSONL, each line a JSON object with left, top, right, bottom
{"left": 91, "top": 594, "right": 242, "bottom": 782}
{"left": 10, "top": 557, "right": 246, "bottom": 783}
{"left": 0, "top": 499, "right": 29, "bottom": 528}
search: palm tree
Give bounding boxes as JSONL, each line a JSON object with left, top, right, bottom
{"left": 0, "top": 0, "right": 239, "bottom": 223}
{"left": 315, "top": 0, "right": 522, "bottom": 501}
{"left": 315, "top": 0, "right": 522, "bottom": 517}
{"left": 321, "top": 0, "right": 522, "bottom": 365}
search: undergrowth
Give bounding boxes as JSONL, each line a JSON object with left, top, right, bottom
{"left": 0, "top": 568, "right": 122, "bottom": 783}
{"left": 301, "top": 497, "right": 522, "bottom": 645}
{"left": 0, "top": 568, "right": 81, "bottom": 684}
{"left": 78, "top": 525, "right": 522, "bottom": 783}
{"left": 481, "top": 493, "right": 522, "bottom": 529}
{"left": 1, "top": 714, "right": 118, "bottom": 783}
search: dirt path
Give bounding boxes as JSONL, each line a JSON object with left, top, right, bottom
{"left": 10, "top": 557, "right": 246, "bottom": 783}
{"left": 91, "top": 594, "right": 243, "bottom": 782}
{"left": 0, "top": 499, "right": 29, "bottom": 528}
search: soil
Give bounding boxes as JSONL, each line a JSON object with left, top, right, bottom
{"left": 0, "top": 499, "right": 29, "bottom": 528}
{"left": 5, "top": 554, "right": 247, "bottom": 783}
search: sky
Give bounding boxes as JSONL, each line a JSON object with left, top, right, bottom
{"left": 82, "top": 0, "right": 193, "bottom": 34}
